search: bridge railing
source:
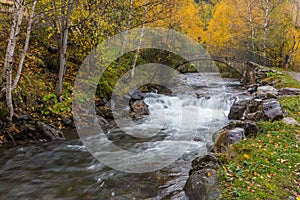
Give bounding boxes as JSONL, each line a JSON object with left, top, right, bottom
{"left": 203, "top": 45, "right": 274, "bottom": 67}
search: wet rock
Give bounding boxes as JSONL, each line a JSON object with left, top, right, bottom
{"left": 206, "top": 142, "right": 214, "bottom": 152}
{"left": 228, "top": 128, "right": 245, "bottom": 144}
{"left": 228, "top": 100, "right": 250, "bottom": 120}
{"left": 282, "top": 117, "right": 300, "bottom": 126}
{"left": 129, "top": 90, "right": 145, "bottom": 106}
{"left": 226, "top": 120, "right": 258, "bottom": 137}
{"left": 245, "top": 111, "right": 264, "bottom": 121}
{"left": 262, "top": 100, "right": 284, "bottom": 120}
{"left": 129, "top": 100, "right": 150, "bottom": 120}
{"left": 128, "top": 89, "right": 150, "bottom": 120}
{"left": 196, "top": 93, "right": 210, "bottom": 99}
{"left": 36, "top": 122, "right": 65, "bottom": 141}
{"left": 257, "top": 86, "right": 278, "bottom": 96}
{"left": 184, "top": 155, "right": 220, "bottom": 200}
{"left": 278, "top": 88, "right": 300, "bottom": 96}
{"left": 247, "top": 84, "right": 258, "bottom": 93}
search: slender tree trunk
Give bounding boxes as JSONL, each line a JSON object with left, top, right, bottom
{"left": 246, "top": 0, "right": 255, "bottom": 50}
{"left": 2, "top": 0, "right": 24, "bottom": 89}
{"left": 131, "top": 0, "right": 148, "bottom": 78}
{"left": 57, "top": 0, "right": 74, "bottom": 99}
{"left": 263, "top": 0, "right": 269, "bottom": 59}
{"left": 12, "top": 0, "right": 37, "bottom": 90}
{"left": 286, "top": 0, "right": 300, "bottom": 67}
{"left": 2, "top": 0, "right": 25, "bottom": 121}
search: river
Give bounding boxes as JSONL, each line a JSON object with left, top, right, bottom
{"left": 0, "top": 73, "right": 248, "bottom": 200}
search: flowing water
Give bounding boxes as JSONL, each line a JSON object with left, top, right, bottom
{"left": 0, "top": 73, "right": 248, "bottom": 200}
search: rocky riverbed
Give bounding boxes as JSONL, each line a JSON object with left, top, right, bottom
{"left": 184, "top": 67, "right": 300, "bottom": 200}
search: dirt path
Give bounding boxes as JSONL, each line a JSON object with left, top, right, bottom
{"left": 288, "top": 72, "right": 300, "bottom": 83}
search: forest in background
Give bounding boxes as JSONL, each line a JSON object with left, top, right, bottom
{"left": 0, "top": 0, "right": 299, "bottom": 123}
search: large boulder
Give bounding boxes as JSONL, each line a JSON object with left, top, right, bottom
{"left": 226, "top": 120, "right": 259, "bottom": 137}
{"left": 228, "top": 100, "right": 250, "bottom": 120}
{"left": 129, "top": 90, "right": 145, "bottom": 106}
{"left": 184, "top": 155, "right": 221, "bottom": 200}
{"left": 129, "top": 90, "right": 150, "bottom": 120}
{"left": 212, "top": 127, "right": 245, "bottom": 153}
{"left": 262, "top": 100, "right": 284, "bottom": 120}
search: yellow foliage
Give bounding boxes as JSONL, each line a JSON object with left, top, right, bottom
{"left": 149, "top": 0, "right": 204, "bottom": 41}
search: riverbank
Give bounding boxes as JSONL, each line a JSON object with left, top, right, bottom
{"left": 217, "top": 70, "right": 300, "bottom": 199}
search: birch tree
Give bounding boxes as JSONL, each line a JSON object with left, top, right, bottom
{"left": 285, "top": 0, "right": 300, "bottom": 68}
{"left": 131, "top": 0, "right": 148, "bottom": 78}
{"left": 1, "top": 0, "right": 37, "bottom": 121}
{"left": 260, "top": 0, "right": 283, "bottom": 58}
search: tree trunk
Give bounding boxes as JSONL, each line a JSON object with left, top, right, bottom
{"left": 131, "top": 0, "right": 148, "bottom": 78}
{"left": 246, "top": 0, "right": 255, "bottom": 50}
{"left": 12, "top": 0, "right": 37, "bottom": 90}
{"left": 2, "top": 0, "right": 25, "bottom": 121}
{"left": 263, "top": 0, "right": 269, "bottom": 59}
{"left": 56, "top": 0, "right": 74, "bottom": 99}
{"left": 286, "top": 0, "right": 300, "bottom": 67}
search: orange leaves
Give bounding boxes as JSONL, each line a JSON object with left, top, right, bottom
{"left": 9, "top": 124, "right": 20, "bottom": 133}
{"left": 0, "top": 135, "right": 4, "bottom": 143}
{"left": 207, "top": 171, "right": 211, "bottom": 177}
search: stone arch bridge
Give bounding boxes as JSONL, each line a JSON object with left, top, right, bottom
{"left": 179, "top": 45, "right": 273, "bottom": 83}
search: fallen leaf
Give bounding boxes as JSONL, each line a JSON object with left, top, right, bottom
{"left": 244, "top": 154, "right": 250, "bottom": 159}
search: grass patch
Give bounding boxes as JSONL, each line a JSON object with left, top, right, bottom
{"left": 218, "top": 88, "right": 300, "bottom": 199}
{"left": 264, "top": 67, "right": 300, "bottom": 89}
{"left": 217, "top": 121, "right": 300, "bottom": 199}
{"left": 280, "top": 96, "right": 300, "bottom": 122}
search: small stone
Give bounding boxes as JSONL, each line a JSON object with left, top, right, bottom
{"left": 257, "top": 86, "right": 278, "bottom": 96}
{"left": 278, "top": 88, "right": 300, "bottom": 96}
{"left": 282, "top": 117, "right": 300, "bottom": 126}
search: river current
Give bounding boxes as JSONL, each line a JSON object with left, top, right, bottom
{"left": 0, "top": 73, "right": 248, "bottom": 199}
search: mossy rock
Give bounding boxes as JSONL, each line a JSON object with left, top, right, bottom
{"left": 213, "top": 130, "right": 230, "bottom": 153}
